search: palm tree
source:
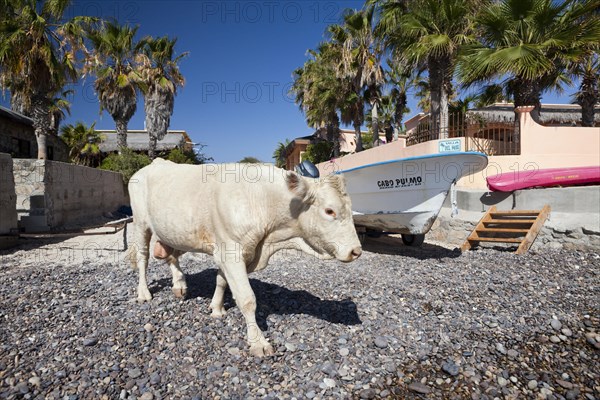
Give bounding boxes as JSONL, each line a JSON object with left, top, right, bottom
{"left": 60, "top": 122, "right": 104, "bottom": 166}
{"left": 49, "top": 90, "right": 73, "bottom": 136}
{"left": 272, "top": 139, "right": 290, "bottom": 168}
{"left": 85, "top": 20, "right": 140, "bottom": 152}
{"left": 386, "top": 65, "right": 412, "bottom": 140}
{"left": 375, "top": 0, "right": 477, "bottom": 139}
{"left": 0, "top": 0, "right": 84, "bottom": 159}
{"left": 291, "top": 42, "right": 345, "bottom": 157}
{"left": 136, "top": 36, "right": 187, "bottom": 159}
{"left": 458, "top": 0, "right": 600, "bottom": 122}
{"left": 329, "top": 7, "right": 385, "bottom": 151}
{"left": 571, "top": 52, "right": 599, "bottom": 127}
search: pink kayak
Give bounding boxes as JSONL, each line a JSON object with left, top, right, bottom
{"left": 487, "top": 166, "right": 600, "bottom": 192}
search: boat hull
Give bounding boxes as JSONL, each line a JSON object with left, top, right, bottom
{"left": 341, "top": 152, "right": 488, "bottom": 235}
{"left": 487, "top": 166, "right": 600, "bottom": 192}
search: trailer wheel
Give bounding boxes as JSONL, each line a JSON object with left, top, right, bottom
{"left": 401, "top": 233, "right": 425, "bottom": 247}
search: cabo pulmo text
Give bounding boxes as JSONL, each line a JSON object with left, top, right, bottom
{"left": 377, "top": 176, "right": 423, "bottom": 189}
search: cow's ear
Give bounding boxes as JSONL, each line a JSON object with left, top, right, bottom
{"left": 285, "top": 171, "right": 311, "bottom": 201}
{"left": 324, "top": 174, "right": 347, "bottom": 194}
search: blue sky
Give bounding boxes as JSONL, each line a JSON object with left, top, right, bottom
{"left": 3, "top": 0, "right": 579, "bottom": 163}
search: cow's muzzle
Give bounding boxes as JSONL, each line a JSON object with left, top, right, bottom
{"left": 341, "top": 246, "right": 362, "bottom": 262}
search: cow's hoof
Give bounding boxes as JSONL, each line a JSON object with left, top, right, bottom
{"left": 137, "top": 294, "right": 152, "bottom": 303}
{"left": 210, "top": 308, "right": 226, "bottom": 318}
{"left": 249, "top": 341, "right": 275, "bottom": 357}
{"left": 172, "top": 287, "right": 187, "bottom": 299}
{"left": 137, "top": 288, "right": 152, "bottom": 302}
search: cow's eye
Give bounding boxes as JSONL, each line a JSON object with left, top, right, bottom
{"left": 325, "top": 208, "right": 336, "bottom": 218}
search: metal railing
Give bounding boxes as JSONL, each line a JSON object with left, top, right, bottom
{"left": 406, "top": 113, "right": 520, "bottom": 156}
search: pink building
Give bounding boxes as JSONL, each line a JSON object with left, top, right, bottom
{"left": 317, "top": 105, "right": 600, "bottom": 190}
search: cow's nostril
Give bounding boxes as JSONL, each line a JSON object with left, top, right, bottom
{"left": 351, "top": 247, "right": 362, "bottom": 259}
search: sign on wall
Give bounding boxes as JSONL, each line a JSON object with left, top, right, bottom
{"left": 438, "top": 139, "right": 461, "bottom": 153}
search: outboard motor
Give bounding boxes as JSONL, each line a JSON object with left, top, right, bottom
{"left": 295, "top": 160, "right": 320, "bottom": 178}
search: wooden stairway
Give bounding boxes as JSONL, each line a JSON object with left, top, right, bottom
{"left": 461, "top": 205, "right": 551, "bottom": 254}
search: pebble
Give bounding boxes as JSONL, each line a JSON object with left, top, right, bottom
{"left": 83, "top": 337, "right": 98, "bottom": 346}
{"left": 28, "top": 376, "right": 41, "bottom": 386}
{"left": 550, "top": 335, "right": 561, "bottom": 343}
{"left": 528, "top": 380, "right": 538, "bottom": 390}
{"left": 374, "top": 336, "right": 388, "bottom": 349}
{"left": 561, "top": 328, "right": 573, "bottom": 337}
{"left": 128, "top": 368, "right": 142, "bottom": 379}
{"left": 323, "top": 378, "right": 336, "bottom": 388}
{"left": 556, "top": 379, "right": 574, "bottom": 389}
{"left": 0, "top": 241, "right": 597, "bottom": 399}
{"left": 408, "top": 382, "right": 431, "bottom": 394}
{"left": 359, "top": 388, "right": 377, "bottom": 399}
{"left": 550, "top": 319, "right": 562, "bottom": 331}
{"left": 285, "top": 342, "right": 297, "bottom": 352}
{"left": 442, "top": 360, "right": 459, "bottom": 376}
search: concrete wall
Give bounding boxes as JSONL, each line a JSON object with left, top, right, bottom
{"left": 0, "top": 153, "right": 18, "bottom": 248}
{"left": 13, "top": 159, "right": 129, "bottom": 232}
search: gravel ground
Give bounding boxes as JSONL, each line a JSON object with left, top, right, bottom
{"left": 0, "top": 232, "right": 598, "bottom": 400}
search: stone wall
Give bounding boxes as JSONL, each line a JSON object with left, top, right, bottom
{"left": 428, "top": 208, "right": 600, "bottom": 252}
{"left": 0, "top": 153, "right": 18, "bottom": 248}
{"left": 13, "top": 159, "right": 129, "bottom": 232}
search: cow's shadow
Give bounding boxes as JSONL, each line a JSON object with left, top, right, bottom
{"left": 151, "top": 268, "right": 362, "bottom": 330}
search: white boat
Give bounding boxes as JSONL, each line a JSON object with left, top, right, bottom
{"left": 339, "top": 152, "right": 488, "bottom": 245}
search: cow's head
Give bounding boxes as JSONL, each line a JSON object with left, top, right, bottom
{"left": 286, "top": 172, "right": 362, "bottom": 262}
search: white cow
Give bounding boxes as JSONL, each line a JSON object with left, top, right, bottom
{"left": 128, "top": 159, "right": 362, "bottom": 356}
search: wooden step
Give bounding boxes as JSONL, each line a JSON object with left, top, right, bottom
{"left": 461, "top": 205, "right": 551, "bottom": 254}
{"left": 468, "top": 237, "right": 523, "bottom": 243}
{"left": 484, "top": 219, "right": 536, "bottom": 225}
{"left": 476, "top": 227, "right": 530, "bottom": 234}
{"left": 490, "top": 211, "right": 542, "bottom": 217}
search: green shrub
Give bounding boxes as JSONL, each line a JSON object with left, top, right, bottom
{"left": 166, "top": 148, "right": 198, "bottom": 164}
{"left": 304, "top": 141, "right": 333, "bottom": 164}
{"left": 165, "top": 147, "right": 212, "bottom": 165}
{"left": 99, "top": 148, "right": 151, "bottom": 184}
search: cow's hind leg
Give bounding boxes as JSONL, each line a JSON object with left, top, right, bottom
{"left": 131, "top": 226, "right": 152, "bottom": 302}
{"left": 210, "top": 270, "right": 228, "bottom": 318}
{"left": 166, "top": 250, "right": 187, "bottom": 298}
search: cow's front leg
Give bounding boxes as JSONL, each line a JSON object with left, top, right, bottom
{"left": 210, "top": 270, "right": 228, "bottom": 318}
{"left": 218, "top": 258, "right": 274, "bottom": 357}
{"left": 166, "top": 251, "right": 187, "bottom": 298}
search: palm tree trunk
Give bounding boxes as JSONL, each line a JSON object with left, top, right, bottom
{"left": 371, "top": 101, "right": 379, "bottom": 147}
{"left": 354, "top": 120, "right": 363, "bottom": 152}
{"left": 148, "top": 135, "right": 158, "bottom": 159}
{"left": 116, "top": 120, "right": 128, "bottom": 153}
{"left": 31, "top": 95, "right": 50, "bottom": 159}
{"left": 578, "top": 71, "right": 597, "bottom": 127}
{"left": 429, "top": 55, "right": 451, "bottom": 139}
{"left": 513, "top": 79, "right": 542, "bottom": 123}
{"left": 333, "top": 123, "right": 340, "bottom": 158}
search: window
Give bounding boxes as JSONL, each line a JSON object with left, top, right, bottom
{"left": 11, "top": 138, "right": 31, "bottom": 158}
{"left": 47, "top": 145, "right": 54, "bottom": 160}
